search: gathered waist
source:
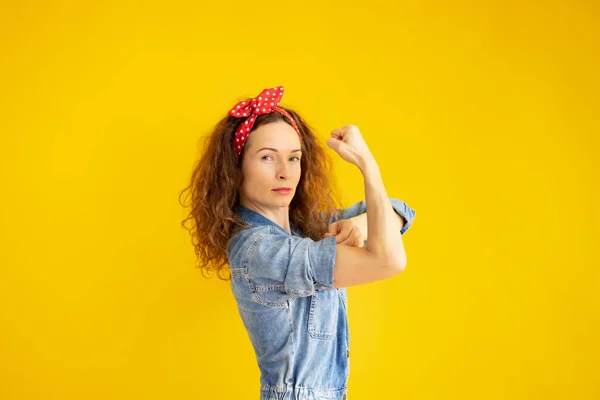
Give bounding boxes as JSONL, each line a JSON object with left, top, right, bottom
{"left": 260, "top": 384, "right": 348, "bottom": 400}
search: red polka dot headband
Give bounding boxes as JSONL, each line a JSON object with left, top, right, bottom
{"left": 228, "top": 85, "right": 301, "bottom": 157}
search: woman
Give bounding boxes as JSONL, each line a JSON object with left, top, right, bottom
{"left": 180, "top": 86, "right": 416, "bottom": 399}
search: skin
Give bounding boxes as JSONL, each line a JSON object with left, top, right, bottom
{"left": 239, "top": 121, "right": 407, "bottom": 243}
{"left": 325, "top": 213, "right": 406, "bottom": 247}
{"left": 239, "top": 121, "right": 302, "bottom": 235}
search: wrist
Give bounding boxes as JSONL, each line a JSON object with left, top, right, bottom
{"left": 357, "top": 153, "right": 377, "bottom": 173}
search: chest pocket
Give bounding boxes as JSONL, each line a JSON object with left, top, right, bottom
{"left": 308, "top": 288, "right": 339, "bottom": 340}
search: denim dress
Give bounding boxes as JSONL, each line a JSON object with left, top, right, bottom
{"left": 226, "top": 198, "right": 416, "bottom": 400}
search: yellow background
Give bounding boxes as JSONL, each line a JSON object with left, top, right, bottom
{"left": 1, "top": 0, "right": 598, "bottom": 398}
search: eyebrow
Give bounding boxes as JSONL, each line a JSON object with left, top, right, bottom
{"left": 256, "top": 147, "right": 302, "bottom": 154}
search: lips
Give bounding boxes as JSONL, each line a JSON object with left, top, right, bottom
{"left": 272, "top": 188, "right": 292, "bottom": 194}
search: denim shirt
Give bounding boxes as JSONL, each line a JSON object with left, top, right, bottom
{"left": 226, "top": 198, "right": 416, "bottom": 400}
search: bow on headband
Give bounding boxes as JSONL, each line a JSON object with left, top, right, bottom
{"left": 228, "top": 86, "right": 301, "bottom": 157}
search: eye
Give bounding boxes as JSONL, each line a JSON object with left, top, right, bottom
{"left": 261, "top": 155, "right": 273, "bottom": 160}
{"left": 290, "top": 156, "right": 300, "bottom": 162}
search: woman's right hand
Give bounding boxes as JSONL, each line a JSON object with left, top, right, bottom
{"left": 326, "top": 125, "right": 374, "bottom": 168}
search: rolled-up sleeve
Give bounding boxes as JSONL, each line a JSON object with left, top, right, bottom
{"left": 245, "top": 228, "right": 338, "bottom": 296}
{"left": 335, "top": 197, "right": 416, "bottom": 235}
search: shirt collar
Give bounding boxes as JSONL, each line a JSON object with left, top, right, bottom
{"left": 235, "top": 203, "right": 302, "bottom": 236}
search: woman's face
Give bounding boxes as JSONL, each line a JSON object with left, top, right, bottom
{"left": 239, "top": 121, "right": 302, "bottom": 211}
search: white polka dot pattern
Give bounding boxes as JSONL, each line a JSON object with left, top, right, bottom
{"left": 228, "top": 85, "right": 301, "bottom": 157}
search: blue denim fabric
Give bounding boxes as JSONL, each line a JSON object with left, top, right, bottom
{"left": 226, "top": 198, "right": 416, "bottom": 400}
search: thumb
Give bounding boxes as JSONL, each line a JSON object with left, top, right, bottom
{"left": 326, "top": 137, "right": 343, "bottom": 153}
{"left": 325, "top": 221, "right": 338, "bottom": 236}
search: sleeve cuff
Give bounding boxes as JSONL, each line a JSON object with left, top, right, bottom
{"left": 390, "top": 198, "right": 417, "bottom": 235}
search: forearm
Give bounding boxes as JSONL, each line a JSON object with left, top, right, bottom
{"left": 358, "top": 157, "right": 406, "bottom": 267}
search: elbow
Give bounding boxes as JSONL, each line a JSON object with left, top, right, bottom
{"left": 397, "top": 257, "right": 407, "bottom": 273}
{"left": 383, "top": 251, "right": 407, "bottom": 274}
{"left": 395, "top": 254, "right": 407, "bottom": 273}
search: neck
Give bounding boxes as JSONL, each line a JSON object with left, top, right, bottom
{"left": 239, "top": 198, "right": 291, "bottom": 234}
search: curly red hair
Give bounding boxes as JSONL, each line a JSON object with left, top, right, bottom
{"left": 179, "top": 104, "right": 343, "bottom": 281}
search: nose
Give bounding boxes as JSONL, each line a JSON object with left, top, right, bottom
{"left": 277, "top": 161, "right": 291, "bottom": 180}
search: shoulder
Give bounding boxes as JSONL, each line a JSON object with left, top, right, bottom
{"left": 227, "top": 225, "right": 334, "bottom": 268}
{"left": 226, "top": 225, "right": 271, "bottom": 260}
{"left": 227, "top": 225, "right": 307, "bottom": 265}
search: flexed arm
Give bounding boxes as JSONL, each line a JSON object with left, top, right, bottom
{"left": 326, "top": 125, "right": 407, "bottom": 274}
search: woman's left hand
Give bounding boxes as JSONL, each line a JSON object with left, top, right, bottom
{"left": 323, "top": 218, "right": 366, "bottom": 247}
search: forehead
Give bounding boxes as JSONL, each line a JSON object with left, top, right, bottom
{"left": 248, "top": 121, "right": 300, "bottom": 149}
